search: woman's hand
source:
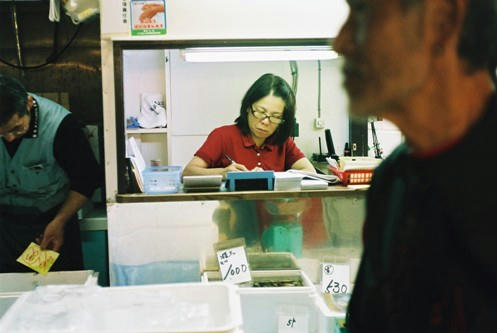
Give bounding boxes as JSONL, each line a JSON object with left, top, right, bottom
{"left": 251, "top": 167, "right": 264, "bottom": 172}
{"left": 223, "top": 163, "right": 248, "bottom": 178}
{"left": 224, "top": 163, "right": 248, "bottom": 172}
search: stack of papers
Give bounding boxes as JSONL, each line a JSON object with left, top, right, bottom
{"left": 274, "top": 172, "right": 302, "bottom": 191}
{"left": 327, "top": 157, "right": 381, "bottom": 171}
{"left": 301, "top": 178, "right": 329, "bottom": 190}
{"left": 287, "top": 169, "right": 339, "bottom": 185}
{"left": 275, "top": 170, "right": 338, "bottom": 191}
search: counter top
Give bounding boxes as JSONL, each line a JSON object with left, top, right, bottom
{"left": 116, "top": 185, "right": 368, "bottom": 203}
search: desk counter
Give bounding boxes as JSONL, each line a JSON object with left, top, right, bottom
{"left": 116, "top": 185, "right": 368, "bottom": 203}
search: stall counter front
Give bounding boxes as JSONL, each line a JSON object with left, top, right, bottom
{"left": 108, "top": 187, "right": 366, "bottom": 287}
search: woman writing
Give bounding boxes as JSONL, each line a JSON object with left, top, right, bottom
{"left": 183, "top": 73, "right": 315, "bottom": 177}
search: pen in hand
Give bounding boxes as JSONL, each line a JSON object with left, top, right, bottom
{"left": 224, "top": 153, "right": 236, "bottom": 164}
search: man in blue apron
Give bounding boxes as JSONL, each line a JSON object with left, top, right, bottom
{"left": 0, "top": 74, "right": 100, "bottom": 272}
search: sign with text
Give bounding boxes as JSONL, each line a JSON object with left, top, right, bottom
{"left": 16, "top": 242, "right": 59, "bottom": 275}
{"left": 278, "top": 313, "right": 309, "bottom": 333}
{"left": 321, "top": 262, "right": 350, "bottom": 294}
{"left": 216, "top": 245, "right": 251, "bottom": 284}
{"left": 130, "top": 0, "right": 166, "bottom": 36}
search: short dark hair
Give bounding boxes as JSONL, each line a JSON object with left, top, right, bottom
{"left": 235, "top": 73, "right": 296, "bottom": 146}
{"left": 0, "top": 75, "right": 29, "bottom": 125}
{"left": 457, "top": 0, "right": 497, "bottom": 78}
{"left": 401, "top": 0, "right": 497, "bottom": 78}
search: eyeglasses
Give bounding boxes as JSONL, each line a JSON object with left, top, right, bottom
{"left": 0, "top": 115, "right": 29, "bottom": 138}
{"left": 250, "top": 106, "right": 285, "bottom": 124}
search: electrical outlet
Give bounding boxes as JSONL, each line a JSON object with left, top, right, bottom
{"left": 314, "top": 118, "right": 325, "bottom": 129}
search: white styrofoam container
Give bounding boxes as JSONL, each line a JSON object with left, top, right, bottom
{"left": 0, "top": 270, "right": 98, "bottom": 319}
{"left": 312, "top": 293, "right": 346, "bottom": 333}
{"left": 0, "top": 270, "right": 98, "bottom": 295}
{"left": 0, "top": 282, "right": 242, "bottom": 333}
{"left": 203, "top": 270, "right": 319, "bottom": 333}
{"left": 0, "top": 295, "right": 18, "bottom": 320}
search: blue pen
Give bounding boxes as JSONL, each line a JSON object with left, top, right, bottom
{"left": 224, "top": 153, "right": 236, "bottom": 164}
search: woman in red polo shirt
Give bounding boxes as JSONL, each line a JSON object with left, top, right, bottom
{"left": 183, "top": 73, "right": 315, "bottom": 177}
{"left": 183, "top": 74, "right": 328, "bottom": 250}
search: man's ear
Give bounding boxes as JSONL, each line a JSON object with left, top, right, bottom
{"left": 426, "top": 0, "right": 467, "bottom": 55}
{"left": 27, "top": 95, "right": 33, "bottom": 111}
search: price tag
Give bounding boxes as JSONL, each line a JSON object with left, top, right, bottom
{"left": 16, "top": 242, "right": 59, "bottom": 275}
{"left": 216, "top": 245, "right": 251, "bottom": 284}
{"left": 278, "top": 313, "right": 309, "bottom": 333}
{"left": 321, "top": 263, "right": 350, "bottom": 294}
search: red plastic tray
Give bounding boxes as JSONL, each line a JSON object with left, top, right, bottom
{"left": 327, "top": 165, "right": 373, "bottom": 186}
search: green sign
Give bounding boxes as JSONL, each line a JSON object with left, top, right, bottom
{"left": 130, "top": 0, "right": 166, "bottom": 36}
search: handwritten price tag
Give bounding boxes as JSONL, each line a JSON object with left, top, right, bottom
{"left": 216, "top": 245, "right": 251, "bottom": 284}
{"left": 321, "top": 263, "right": 350, "bottom": 294}
{"left": 16, "top": 242, "right": 59, "bottom": 275}
{"left": 278, "top": 313, "right": 309, "bottom": 333}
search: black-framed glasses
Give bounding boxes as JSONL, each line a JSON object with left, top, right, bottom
{"left": 250, "top": 106, "right": 285, "bottom": 124}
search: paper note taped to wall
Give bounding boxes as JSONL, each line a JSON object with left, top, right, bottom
{"left": 17, "top": 242, "right": 59, "bottom": 275}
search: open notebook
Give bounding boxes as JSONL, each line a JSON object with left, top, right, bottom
{"left": 287, "top": 169, "right": 339, "bottom": 184}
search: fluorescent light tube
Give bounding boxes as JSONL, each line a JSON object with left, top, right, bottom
{"left": 181, "top": 46, "right": 338, "bottom": 62}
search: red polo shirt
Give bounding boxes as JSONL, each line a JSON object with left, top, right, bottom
{"left": 195, "top": 124, "right": 305, "bottom": 171}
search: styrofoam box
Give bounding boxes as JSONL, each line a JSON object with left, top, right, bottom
{"left": 0, "top": 270, "right": 98, "bottom": 320}
{"left": 0, "top": 282, "right": 242, "bottom": 333}
{"left": 313, "top": 293, "right": 346, "bottom": 333}
{"left": 0, "top": 270, "right": 98, "bottom": 294}
{"left": 203, "top": 270, "right": 322, "bottom": 333}
{"left": 0, "top": 295, "right": 18, "bottom": 320}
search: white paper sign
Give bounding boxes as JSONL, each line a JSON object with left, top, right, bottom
{"left": 321, "top": 263, "right": 350, "bottom": 294}
{"left": 278, "top": 313, "right": 309, "bottom": 333}
{"left": 216, "top": 246, "right": 251, "bottom": 284}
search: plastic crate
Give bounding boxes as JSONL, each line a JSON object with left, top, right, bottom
{"left": 328, "top": 165, "right": 373, "bottom": 186}
{"left": 142, "top": 165, "right": 182, "bottom": 194}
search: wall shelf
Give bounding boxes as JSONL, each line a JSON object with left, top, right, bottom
{"left": 126, "top": 128, "right": 168, "bottom": 134}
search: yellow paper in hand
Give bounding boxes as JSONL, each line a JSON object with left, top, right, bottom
{"left": 16, "top": 242, "right": 59, "bottom": 275}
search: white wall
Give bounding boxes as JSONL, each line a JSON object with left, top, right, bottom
{"left": 168, "top": 50, "right": 349, "bottom": 166}
{"left": 101, "top": 0, "right": 349, "bottom": 39}
{"left": 123, "top": 50, "right": 166, "bottom": 121}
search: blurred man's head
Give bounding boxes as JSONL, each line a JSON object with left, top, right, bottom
{"left": 334, "top": 0, "right": 497, "bottom": 118}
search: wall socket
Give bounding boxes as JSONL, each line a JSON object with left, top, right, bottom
{"left": 314, "top": 117, "right": 325, "bottom": 129}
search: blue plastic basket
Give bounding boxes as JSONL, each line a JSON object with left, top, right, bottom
{"left": 142, "top": 166, "right": 182, "bottom": 194}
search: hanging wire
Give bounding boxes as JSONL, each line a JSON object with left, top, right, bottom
{"left": 317, "top": 60, "right": 322, "bottom": 118}
{"left": 0, "top": 20, "right": 82, "bottom": 70}
{"left": 10, "top": 2, "right": 24, "bottom": 69}
{"left": 289, "top": 60, "right": 299, "bottom": 139}
{"left": 289, "top": 60, "right": 298, "bottom": 95}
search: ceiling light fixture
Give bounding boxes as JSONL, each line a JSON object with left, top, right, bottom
{"left": 181, "top": 46, "right": 338, "bottom": 62}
